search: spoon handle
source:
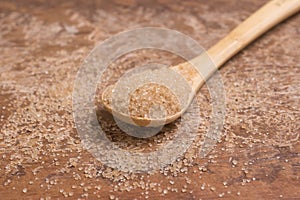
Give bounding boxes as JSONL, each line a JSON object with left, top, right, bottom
{"left": 172, "top": 0, "right": 300, "bottom": 92}
{"left": 207, "top": 0, "right": 300, "bottom": 69}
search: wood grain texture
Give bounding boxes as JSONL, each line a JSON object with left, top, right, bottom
{"left": 0, "top": 0, "right": 299, "bottom": 199}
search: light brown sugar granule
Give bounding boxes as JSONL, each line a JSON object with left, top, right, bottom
{"left": 128, "top": 83, "right": 181, "bottom": 119}
{"left": 103, "top": 82, "right": 181, "bottom": 120}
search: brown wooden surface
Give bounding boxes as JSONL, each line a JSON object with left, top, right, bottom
{"left": 0, "top": 0, "right": 299, "bottom": 199}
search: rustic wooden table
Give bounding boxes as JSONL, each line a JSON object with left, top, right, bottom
{"left": 0, "top": 0, "right": 299, "bottom": 199}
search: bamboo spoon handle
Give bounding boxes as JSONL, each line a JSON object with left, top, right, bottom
{"left": 207, "top": 0, "right": 300, "bottom": 68}
{"left": 172, "top": 0, "right": 300, "bottom": 92}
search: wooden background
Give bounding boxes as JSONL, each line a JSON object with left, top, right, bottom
{"left": 0, "top": 0, "right": 299, "bottom": 199}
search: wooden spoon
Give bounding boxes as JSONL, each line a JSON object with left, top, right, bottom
{"left": 101, "top": 0, "right": 300, "bottom": 127}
